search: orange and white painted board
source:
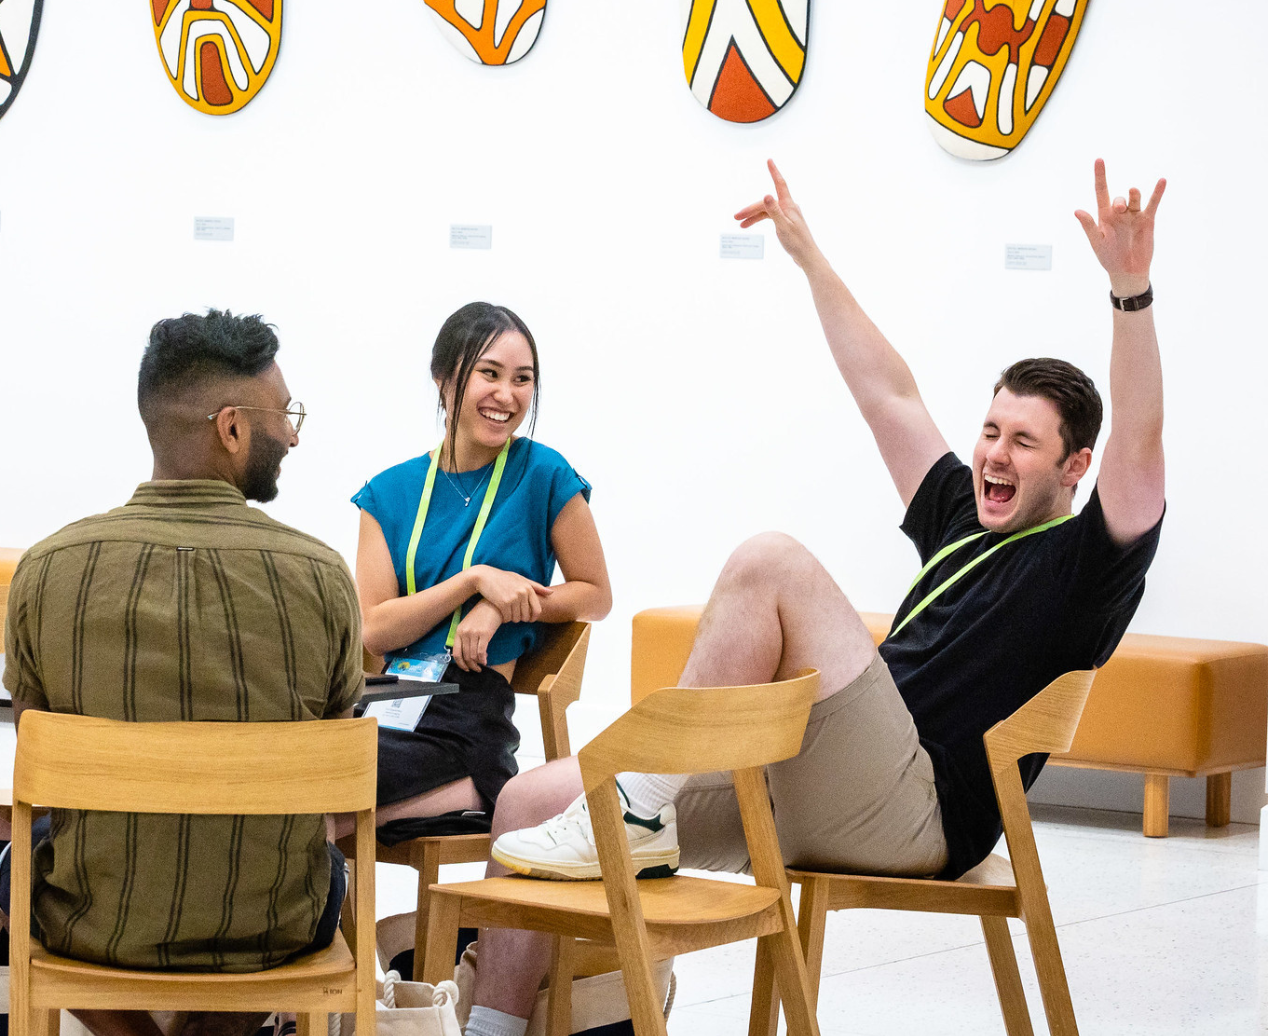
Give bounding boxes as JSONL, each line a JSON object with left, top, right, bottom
{"left": 683, "top": 0, "right": 809, "bottom": 124}
{"left": 926, "top": 0, "right": 1088, "bottom": 159}
{"left": 425, "top": 1, "right": 547, "bottom": 65}
{"left": 151, "top": 0, "right": 282, "bottom": 115}
{"left": 0, "top": 0, "right": 43, "bottom": 122}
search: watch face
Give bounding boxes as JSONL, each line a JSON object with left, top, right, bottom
{"left": 925, "top": 0, "right": 1088, "bottom": 160}
{"left": 425, "top": 0, "right": 547, "bottom": 65}
{"left": 151, "top": 0, "right": 283, "bottom": 115}
{"left": 682, "top": 0, "right": 809, "bottom": 124}
{"left": 0, "top": 0, "right": 44, "bottom": 122}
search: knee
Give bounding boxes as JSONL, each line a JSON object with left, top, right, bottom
{"left": 719, "top": 532, "right": 817, "bottom": 592}
{"left": 491, "top": 758, "right": 580, "bottom": 837}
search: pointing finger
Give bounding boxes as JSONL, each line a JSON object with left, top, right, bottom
{"left": 1093, "top": 158, "right": 1110, "bottom": 211}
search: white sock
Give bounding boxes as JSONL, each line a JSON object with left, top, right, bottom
{"left": 464, "top": 1006, "right": 529, "bottom": 1036}
{"left": 617, "top": 772, "right": 687, "bottom": 817}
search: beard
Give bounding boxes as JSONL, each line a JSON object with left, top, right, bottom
{"left": 241, "top": 432, "right": 289, "bottom": 502}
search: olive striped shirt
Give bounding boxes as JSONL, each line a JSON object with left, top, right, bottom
{"left": 3, "top": 480, "right": 364, "bottom": 972}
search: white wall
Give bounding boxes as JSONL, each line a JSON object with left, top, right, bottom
{"left": 2, "top": 2, "right": 1266, "bottom": 820}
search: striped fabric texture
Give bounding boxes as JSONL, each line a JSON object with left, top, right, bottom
{"left": 3, "top": 480, "right": 364, "bottom": 972}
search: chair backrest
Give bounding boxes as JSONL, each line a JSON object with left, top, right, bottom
{"left": 982, "top": 670, "right": 1097, "bottom": 779}
{"left": 14, "top": 712, "right": 379, "bottom": 815}
{"left": 578, "top": 669, "right": 818, "bottom": 793}
{"left": 510, "top": 620, "right": 589, "bottom": 697}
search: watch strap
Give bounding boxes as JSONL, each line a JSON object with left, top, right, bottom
{"left": 1110, "top": 283, "right": 1153, "bottom": 311}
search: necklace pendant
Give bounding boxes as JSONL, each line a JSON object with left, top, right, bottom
{"left": 464, "top": 497, "right": 471, "bottom": 506}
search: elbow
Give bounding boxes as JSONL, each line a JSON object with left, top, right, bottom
{"left": 360, "top": 616, "right": 395, "bottom": 659}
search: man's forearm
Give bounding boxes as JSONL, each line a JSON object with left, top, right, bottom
{"left": 1108, "top": 302, "right": 1164, "bottom": 450}
{"left": 802, "top": 252, "right": 924, "bottom": 420}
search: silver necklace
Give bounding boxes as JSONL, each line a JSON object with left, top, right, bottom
{"left": 441, "top": 464, "right": 492, "bottom": 507}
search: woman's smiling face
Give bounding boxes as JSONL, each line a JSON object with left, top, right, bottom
{"left": 440, "top": 330, "right": 536, "bottom": 464}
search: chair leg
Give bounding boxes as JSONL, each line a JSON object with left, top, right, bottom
{"left": 980, "top": 916, "right": 1034, "bottom": 1036}
{"left": 1206, "top": 773, "right": 1232, "bottom": 828}
{"left": 544, "top": 935, "right": 575, "bottom": 1036}
{"left": 413, "top": 844, "right": 443, "bottom": 981}
{"left": 1021, "top": 908, "right": 1079, "bottom": 1036}
{"left": 796, "top": 876, "right": 829, "bottom": 1010}
{"left": 1143, "top": 774, "right": 1169, "bottom": 837}
{"left": 295, "top": 1015, "right": 322, "bottom": 1036}
{"left": 761, "top": 926, "right": 821, "bottom": 1036}
{"left": 747, "top": 939, "right": 779, "bottom": 1036}
{"left": 35, "top": 1010, "right": 58, "bottom": 1036}
{"left": 422, "top": 893, "right": 462, "bottom": 987}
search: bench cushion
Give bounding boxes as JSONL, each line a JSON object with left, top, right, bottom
{"left": 630, "top": 607, "right": 1268, "bottom": 777}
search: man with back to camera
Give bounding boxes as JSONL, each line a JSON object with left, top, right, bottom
{"left": 455, "top": 159, "right": 1166, "bottom": 1036}
{"left": 1, "top": 310, "right": 364, "bottom": 1036}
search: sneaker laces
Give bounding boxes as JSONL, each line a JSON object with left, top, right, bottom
{"left": 538, "top": 798, "right": 596, "bottom": 848}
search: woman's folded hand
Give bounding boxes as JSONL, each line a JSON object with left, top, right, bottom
{"left": 471, "top": 565, "right": 553, "bottom": 624}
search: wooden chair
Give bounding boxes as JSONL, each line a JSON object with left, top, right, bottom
{"left": 761, "top": 669, "right": 1097, "bottom": 1036}
{"left": 359, "top": 621, "right": 592, "bottom": 980}
{"left": 421, "top": 669, "right": 824, "bottom": 1036}
{"left": 9, "top": 712, "right": 379, "bottom": 1036}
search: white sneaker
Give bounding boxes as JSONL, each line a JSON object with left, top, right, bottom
{"left": 492, "top": 792, "right": 679, "bottom": 881}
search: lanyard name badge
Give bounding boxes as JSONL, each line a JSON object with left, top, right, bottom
{"left": 373, "top": 439, "right": 511, "bottom": 731}
{"left": 888, "top": 513, "right": 1074, "bottom": 639}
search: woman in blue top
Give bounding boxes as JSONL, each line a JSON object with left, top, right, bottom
{"left": 352, "top": 302, "right": 612, "bottom": 834}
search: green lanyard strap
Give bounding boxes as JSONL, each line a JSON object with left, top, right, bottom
{"left": 403, "top": 439, "right": 511, "bottom": 649}
{"left": 890, "top": 513, "right": 1074, "bottom": 639}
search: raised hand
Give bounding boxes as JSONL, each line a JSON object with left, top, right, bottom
{"left": 1074, "top": 158, "right": 1166, "bottom": 298}
{"left": 734, "top": 159, "right": 821, "bottom": 269}
{"left": 472, "top": 565, "right": 552, "bottom": 624}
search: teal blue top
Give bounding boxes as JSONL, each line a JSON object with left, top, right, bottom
{"left": 352, "top": 438, "right": 590, "bottom": 666}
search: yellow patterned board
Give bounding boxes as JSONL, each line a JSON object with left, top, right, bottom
{"left": 151, "top": 0, "right": 282, "bottom": 116}
{"left": 0, "top": 0, "right": 43, "bottom": 122}
{"left": 425, "top": 1, "right": 547, "bottom": 65}
{"left": 682, "top": 0, "right": 809, "bottom": 123}
{"left": 926, "top": 0, "right": 1088, "bottom": 159}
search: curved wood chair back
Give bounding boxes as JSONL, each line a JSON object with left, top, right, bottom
{"left": 578, "top": 668, "right": 818, "bottom": 791}
{"left": 983, "top": 669, "right": 1097, "bottom": 777}
{"left": 9, "top": 713, "right": 379, "bottom": 1036}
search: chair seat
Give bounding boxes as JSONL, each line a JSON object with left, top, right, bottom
{"left": 372, "top": 832, "right": 492, "bottom": 868}
{"left": 787, "top": 853, "right": 1021, "bottom": 917}
{"left": 28, "top": 932, "right": 358, "bottom": 1013}
{"left": 433, "top": 874, "right": 786, "bottom": 957}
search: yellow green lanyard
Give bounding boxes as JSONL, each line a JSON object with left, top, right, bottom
{"left": 890, "top": 513, "right": 1074, "bottom": 638}
{"left": 404, "top": 439, "right": 511, "bottom": 649}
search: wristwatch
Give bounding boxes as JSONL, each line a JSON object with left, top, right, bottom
{"left": 1110, "top": 284, "right": 1153, "bottom": 311}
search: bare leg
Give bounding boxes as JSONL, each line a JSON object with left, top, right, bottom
{"left": 71, "top": 1012, "right": 167, "bottom": 1036}
{"left": 474, "top": 533, "right": 877, "bottom": 1019}
{"left": 332, "top": 776, "right": 482, "bottom": 839}
{"left": 474, "top": 757, "right": 584, "bottom": 1018}
{"left": 680, "top": 532, "right": 877, "bottom": 701}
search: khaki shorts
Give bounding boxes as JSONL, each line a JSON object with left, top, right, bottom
{"left": 676, "top": 653, "right": 948, "bottom": 878}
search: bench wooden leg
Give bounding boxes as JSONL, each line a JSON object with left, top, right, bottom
{"left": 1206, "top": 773, "right": 1232, "bottom": 828}
{"left": 1143, "top": 774, "right": 1169, "bottom": 837}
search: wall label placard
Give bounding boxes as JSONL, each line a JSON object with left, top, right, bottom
{"left": 194, "top": 217, "right": 235, "bottom": 242}
{"left": 450, "top": 225, "right": 493, "bottom": 250}
{"left": 1004, "top": 244, "right": 1051, "bottom": 271}
{"left": 720, "top": 234, "right": 764, "bottom": 260}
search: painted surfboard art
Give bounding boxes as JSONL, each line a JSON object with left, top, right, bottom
{"left": 0, "top": 0, "right": 44, "bottom": 122}
{"left": 683, "top": 0, "right": 809, "bottom": 123}
{"left": 925, "top": 0, "right": 1088, "bottom": 160}
{"left": 425, "top": 1, "right": 547, "bottom": 65}
{"left": 151, "top": 0, "right": 283, "bottom": 115}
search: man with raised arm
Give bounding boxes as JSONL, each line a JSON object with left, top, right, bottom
{"left": 459, "top": 160, "right": 1165, "bottom": 1036}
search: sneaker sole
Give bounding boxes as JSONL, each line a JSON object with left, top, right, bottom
{"left": 492, "top": 843, "right": 680, "bottom": 881}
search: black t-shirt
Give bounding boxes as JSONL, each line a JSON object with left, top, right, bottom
{"left": 878, "top": 453, "right": 1163, "bottom": 878}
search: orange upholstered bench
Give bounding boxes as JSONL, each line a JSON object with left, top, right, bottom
{"left": 630, "top": 606, "right": 1268, "bottom": 838}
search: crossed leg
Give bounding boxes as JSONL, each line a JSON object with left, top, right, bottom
{"left": 472, "top": 532, "right": 879, "bottom": 1018}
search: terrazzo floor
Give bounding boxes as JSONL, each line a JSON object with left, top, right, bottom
{"left": 378, "top": 802, "right": 1267, "bottom": 1036}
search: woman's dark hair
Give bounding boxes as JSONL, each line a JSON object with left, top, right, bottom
{"left": 138, "top": 309, "right": 279, "bottom": 423}
{"left": 432, "top": 302, "right": 540, "bottom": 467}
{"left": 994, "top": 357, "right": 1103, "bottom": 460}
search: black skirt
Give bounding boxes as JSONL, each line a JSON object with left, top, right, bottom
{"left": 375, "top": 662, "right": 521, "bottom": 811}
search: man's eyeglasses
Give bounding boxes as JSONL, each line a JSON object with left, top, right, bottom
{"left": 207, "top": 402, "right": 306, "bottom": 433}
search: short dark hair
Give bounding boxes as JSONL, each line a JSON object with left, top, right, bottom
{"left": 138, "top": 309, "right": 279, "bottom": 420}
{"left": 431, "top": 302, "right": 540, "bottom": 464}
{"left": 993, "top": 358, "right": 1103, "bottom": 460}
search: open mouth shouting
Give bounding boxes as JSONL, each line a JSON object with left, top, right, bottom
{"left": 983, "top": 473, "right": 1016, "bottom": 505}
